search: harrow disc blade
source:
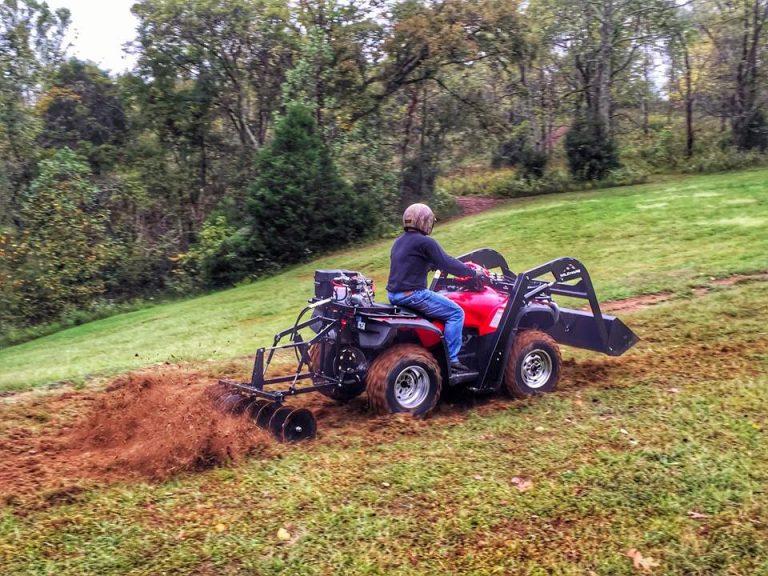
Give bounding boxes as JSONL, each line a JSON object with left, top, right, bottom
{"left": 245, "top": 399, "right": 269, "bottom": 419}
{"left": 254, "top": 402, "right": 281, "bottom": 429}
{"left": 215, "top": 391, "right": 246, "bottom": 413}
{"left": 268, "top": 407, "right": 294, "bottom": 439}
{"left": 281, "top": 408, "right": 317, "bottom": 442}
{"left": 206, "top": 381, "right": 229, "bottom": 400}
{"left": 230, "top": 394, "right": 254, "bottom": 415}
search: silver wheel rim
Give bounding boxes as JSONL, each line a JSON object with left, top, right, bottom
{"left": 521, "top": 349, "right": 553, "bottom": 389}
{"left": 394, "top": 365, "right": 431, "bottom": 409}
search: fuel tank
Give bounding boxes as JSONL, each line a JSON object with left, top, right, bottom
{"left": 439, "top": 286, "right": 508, "bottom": 336}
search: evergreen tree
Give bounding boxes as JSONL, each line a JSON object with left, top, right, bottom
{"left": 247, "top": 102, "right": 371, "bottom": 265}
{"left": 564, "top": 116, "right": 620, "bottom": 181}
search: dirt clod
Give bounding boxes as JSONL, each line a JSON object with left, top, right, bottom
{"left": 0, "top": 368, "right": 271, "bottom": 503}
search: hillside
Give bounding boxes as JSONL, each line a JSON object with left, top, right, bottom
{"left": 2, "top": 169, "right": 768, "bottom": 391}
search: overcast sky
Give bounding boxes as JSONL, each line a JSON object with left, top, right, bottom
{"left": 46, "top": 0, "right": 139, "bottom": 74}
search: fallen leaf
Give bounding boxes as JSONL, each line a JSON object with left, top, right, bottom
{"left": 687, "top": 511, "right": 709, "bottom": 519}
{"left": 626, "top": 548, "right": 660, "bottom": 572}
{"left": 277, "top": 527, "right": 291, "bottom": 541}
{"left": 511, "top": 476, "right": 534, "bottom": 492}
{"left": 215, "top": 523, "right": 226, "bottom": 533}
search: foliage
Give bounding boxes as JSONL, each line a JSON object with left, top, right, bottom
{"left": 0, "top": 0, "right": 70, "bottom": 225}
{"left": 438, "top": 164, "right": 646, "bottom": 199}
{"left": 4, "top": 0, "right": 768, "bottom": 336}
{"left": 187, "top": 102, "right": 377, "bottom": 286}
{"left": 733, "top": 108, "right": 768, "bottom": 151}
{"left": 37, "top": 59, "right": 128, "bottom": 172}
{"left": 1, "top": 149, "right": 113, "bottom": 327}
{"left": 680, "top": 147, "right": 768, "bottom": 174}
{"left": 565, "top": 116, "right": 621, "bottom": 181}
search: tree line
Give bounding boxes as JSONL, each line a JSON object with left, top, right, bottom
{"left": 2, "top": 0, "right": 767, "bottom": 339}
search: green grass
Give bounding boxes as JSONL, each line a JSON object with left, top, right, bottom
{"left": 1, "top": 281, "right": 767, "bottom": 574}
{"left": 2, "top": 168, "right": 768, "bottom": 390}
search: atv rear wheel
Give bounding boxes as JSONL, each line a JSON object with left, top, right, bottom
{"left": 309, "top": 344, "right": 366, "bottom": 402}
{"left": 503, "top": 330, "right": 561, "bottom": 398}
{"left": 367, "top": 344, "right": 442, "bottom": 417}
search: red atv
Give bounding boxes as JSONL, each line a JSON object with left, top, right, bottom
{"left": 216, "top": 248, "right": 638, "bottom": 441}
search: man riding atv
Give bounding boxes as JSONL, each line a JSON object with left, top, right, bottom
{"left": 386, "top": 203, "right": 481, "bottom": 373}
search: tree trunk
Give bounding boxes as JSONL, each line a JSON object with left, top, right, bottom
{"left": 595, "top": 0, "right": 614, "bottom": 136}
{"left": 683, "top": 46, "right": 694, "bottom": 157}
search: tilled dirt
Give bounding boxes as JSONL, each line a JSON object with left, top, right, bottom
{"left": 3, "top": 334, "right": 764, "bottom": 507}
{"left": 0, "top": 368, "right": 272, "bottom": 505}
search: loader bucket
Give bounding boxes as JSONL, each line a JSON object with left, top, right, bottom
{"left": 547, "top": 309, "right": 639, "bottom": 357}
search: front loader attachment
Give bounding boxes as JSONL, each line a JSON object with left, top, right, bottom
{"left": 520, "top": 257, "right": 640, "bottom": 357}
{"left": 547, "top": 309, "right": 639, "bottom": 356}
{"left": 453, "top": 250, "right": 640, "bottom": 389}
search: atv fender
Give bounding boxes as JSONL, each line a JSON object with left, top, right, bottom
{"left": 515, "top": 302, "right": 560, "bottom": 331}
{"left": 360, "top": 317, "right": 442, "bottom": 348}
{"left": 360, "top": 317, "right": 450, "bottom": 382}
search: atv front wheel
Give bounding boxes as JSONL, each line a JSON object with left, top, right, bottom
{"left": 503, "top": 330, "right": 561, "bottom": 398}
{"left": 308, "top": 344, "right": 366, "bottom": 402}
{"left": 367, "top": 344, "right": 442, "bottom": 416}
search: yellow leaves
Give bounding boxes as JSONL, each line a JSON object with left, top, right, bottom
{"left": 214, "top": 523, "right": 227, "bottom": 533}
{"left": 626, "top": 548, "right": 660, "bottom": 572}
{"left": 277, "top": 527, "right": 291, "bottom": 541}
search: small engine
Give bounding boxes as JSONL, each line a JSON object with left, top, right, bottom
{"left": 313, "top": 269, "right": 375, "bottom": 306}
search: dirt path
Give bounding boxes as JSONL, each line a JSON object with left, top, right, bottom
{"left": 455, "top": 196, "right": 507, "bottom": 217}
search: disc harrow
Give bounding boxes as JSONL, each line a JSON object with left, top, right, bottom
{"left": 210, "top": 384, "right": 317, "bottom": 443}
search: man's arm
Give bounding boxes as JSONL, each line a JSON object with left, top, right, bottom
{"left": 423, "top": 237, "right": 475, "bottom": 278}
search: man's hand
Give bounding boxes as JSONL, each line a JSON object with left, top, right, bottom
{"left": 465, "top": 261, "right": 489, "bottom": 279}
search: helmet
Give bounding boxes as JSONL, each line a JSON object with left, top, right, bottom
{"left": 402, "top": 203, "right": 435, "bottom": 235}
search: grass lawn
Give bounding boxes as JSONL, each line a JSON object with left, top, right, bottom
{"left": 1, "top": 168, "right": 767, "bottom": 391}
{"left": 1, "top": 168, "right": 768, "bottom": 574}
{"left": 1, "top": 280, "right": 767, "bottom": 574}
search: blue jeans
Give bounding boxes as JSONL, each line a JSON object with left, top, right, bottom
{"left": 388, "top": 289, "right": 465, "bottom": 363}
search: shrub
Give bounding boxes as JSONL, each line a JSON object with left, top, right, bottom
{"left": 519, "top": 147, "right": 548, "bottom": 179}
{"left": 733, "top": 108, "right": 768, "bottom": 151}
{"left": 680, "top": 147, "right": 768, "bottom": 174}
{"left": 436, "top": 166, "right": 647, "bottom": 200}
{"left": 565, "top": 116, "right": 620, "bottom": 181}
{"left": 4, "top": 148, "right": 113, "bottom": 327}
{"left": 492, "top": 135, "right": 528, "bottom": 169}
